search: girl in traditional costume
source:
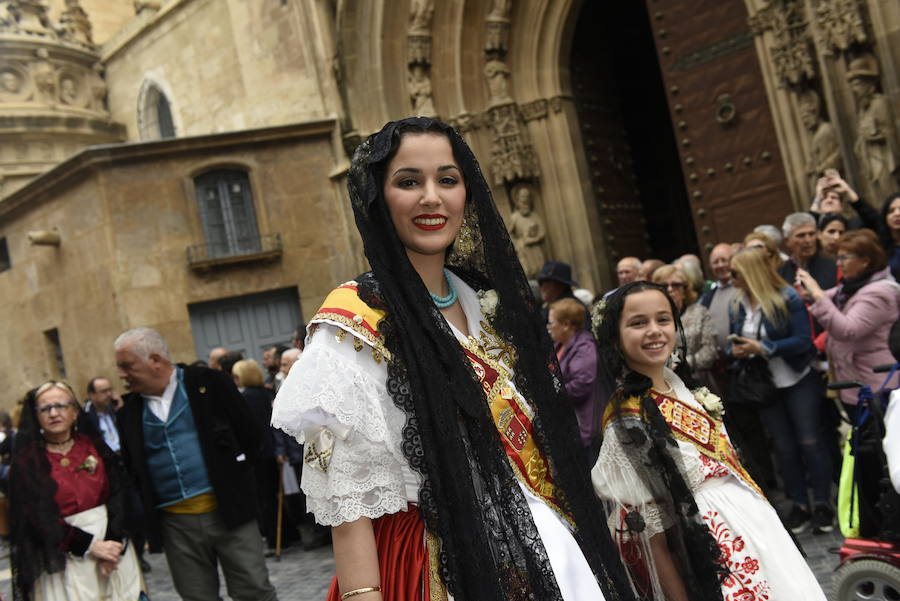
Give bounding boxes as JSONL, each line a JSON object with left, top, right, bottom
{"left": 272, "top": 118, "right": 634, "bottom": 601}
{"left": 590, "top": 281, "right": 826, "bottom": 601}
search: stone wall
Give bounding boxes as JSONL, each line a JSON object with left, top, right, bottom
{"left": 0, "top": 120, "right": 359, "bottom": 408}
{"left": 101, "top": 0, "right": 329, "bottom": 141}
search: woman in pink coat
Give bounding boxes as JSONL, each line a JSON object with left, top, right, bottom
{"left": 796, "top": 229, "right": 900, "bottom": 417}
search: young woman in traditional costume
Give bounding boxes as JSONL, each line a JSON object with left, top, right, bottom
{"left": 271, "top": 118, "right": 634, "bottom": 601}
{"left": 590, "top": 281, "right": 826, "bottom": 601}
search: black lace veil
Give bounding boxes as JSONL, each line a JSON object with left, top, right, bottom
{"left": 592, "top": 281, "right": 727, "bottom": 601}
{"left": 347, "top": 117, "right": 634, "bottom": 601}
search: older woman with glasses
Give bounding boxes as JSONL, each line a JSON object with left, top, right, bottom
{"left": 9, "top": 381, "right": 144, "bottom": 601}
{"left": 653, "top": 265, "right": 718, "bottom": 391}
{"left": 797, "top": 229, "right": 900, "bottom": 418}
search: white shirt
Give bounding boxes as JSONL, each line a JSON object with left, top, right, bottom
{"left": 885, "top": 389, "right": 900, "bottom": 493}
{"left": 92, "top": 405, "right": 120, "bottom": 452}
{"left": 740, "top": 300, "right": 809, "bottom": 389}
{"left": 144, "top": 369, "right": 179, "bottom": 422}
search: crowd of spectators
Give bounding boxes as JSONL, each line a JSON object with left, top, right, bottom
{"left": 542, "top": 171, "right": 900, "bottom": 537}
{"left": 5, "top": 322, "right": 324, "bottom": 601}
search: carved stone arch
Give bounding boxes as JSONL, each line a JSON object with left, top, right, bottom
{"left": 136, "top": 74, "right": 180, "bottom": 141}
{"left": 335, "top": 2, "right": 401, "bottom": 136}
{"left": 501, "top": 0, "right": 614, "bottom": 290}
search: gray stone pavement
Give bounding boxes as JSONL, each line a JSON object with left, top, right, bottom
{"left": 0, "top": 518, "right": 845, "bottom": 601}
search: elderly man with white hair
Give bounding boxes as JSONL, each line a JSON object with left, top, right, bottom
{"left": 114, "top": 327, "right": 277, "bottom": 601}
{"left": 777, "top": 212, "right": 838, "bottom": 292}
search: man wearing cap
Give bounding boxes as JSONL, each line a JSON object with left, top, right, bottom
{"left": 536, "top": 261, "right": 585, "bottom": 324}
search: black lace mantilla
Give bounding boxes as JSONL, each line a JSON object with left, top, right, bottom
{"left": 349, "top": 118, "right": 635, "bottom": 601}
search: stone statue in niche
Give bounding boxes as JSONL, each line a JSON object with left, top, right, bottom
{"left": 32, "top": 60, "right": 57, "bottom": 103}
{"left": 408, "top": 0, "right": 434, "bottom": 35}
{"left": 798, "top": 89, "right": 842, "bottom": 191}
{"left": 408, "top": 63, "right": 436, "bottom": 117}
{"left": 488, "top": 0, "right": 511, "bottom": 20}
{"left": 89, "top": 65, "right": 107, "bottom": 111}
{"left": 847, "top": 54, "right": 899, "bottom": 201}
{"left": 484, "top": 59, "right": 512, "bottom": 106}
{"left": 60, "top": 76, "right": 77, "bottom": 104}
{"left": 507, "top": 183, "right": 547, "bottom": 278}
{"left": 0, "top": 69, "right": 23, "bottom": 95}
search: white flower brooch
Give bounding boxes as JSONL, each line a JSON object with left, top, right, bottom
{"left": 477, "top": 288, "right": 499, "bottom": 320}
{"left": 692, "top": 387, "right": 724, "bottom": 420}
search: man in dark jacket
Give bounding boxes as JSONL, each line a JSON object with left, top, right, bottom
{"left": 114, "top": 327, "right": 277, "bottom": 601}
{"left": 778, "top": 212, "right": 838, "bottom": 291}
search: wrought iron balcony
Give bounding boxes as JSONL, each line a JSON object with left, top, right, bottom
{"left": 187, "top": 233, "right": 283, "bottom": 270}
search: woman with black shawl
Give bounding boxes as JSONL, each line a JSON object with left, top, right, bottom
{"left": 589, "top": 281, "right": 826, "bottom": 601}
{"left": 10, "top": 382, "right": 144, "bottom": 600}
{"left": 272, "top": 118, "right": 634, "bottom": 601}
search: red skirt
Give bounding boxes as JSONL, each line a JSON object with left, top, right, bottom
{"left": 326, "top": 505, "right": 430, "bottom": 601}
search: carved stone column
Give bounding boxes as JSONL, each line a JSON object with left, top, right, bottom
{"left": 407, "top": 0, "right": 436, "bottom": 118}
{"left": 748, "top": 0, "right": 900, "bottom": 204}
{"left": 480, "top": 0, "right": 548, "bottom": 277}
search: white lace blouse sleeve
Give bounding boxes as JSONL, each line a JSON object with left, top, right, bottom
{"left": 591, "top": 420, "right": 670, "bottom": 537}
{"left": 271, "top": 324, "right": 413, "bottom": 526}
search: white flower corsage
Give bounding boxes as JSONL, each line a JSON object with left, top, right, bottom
{"left": 477, "top": 288, "right": 499, "bottom": 320}
{"left": 692, "top": 387, "right": 724, "bottom": 419}
{"left": 590, "top": 299, "right": 607, "bottom": 335}
{"left": 75, "top": 454, "right": 99, "bottom": 474}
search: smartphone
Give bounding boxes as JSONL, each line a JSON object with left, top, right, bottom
{"left": 727, "top": 334, "right": 745, "bottom": 344}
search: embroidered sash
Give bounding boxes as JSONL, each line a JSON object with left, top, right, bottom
{"left": 605, "top": 393, "right": 765, "bottom": 499}
{"left": 461, "top": 342, "right": 572, "bottom": 524}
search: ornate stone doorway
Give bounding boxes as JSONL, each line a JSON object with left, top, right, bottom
{"left": 571, "top": 0, "right": 698, "bottom": 265}
{"left": 569, "top": 0, "right": 796, "bottom": 266}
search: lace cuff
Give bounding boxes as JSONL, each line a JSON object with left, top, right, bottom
{"left": 272, "top": 325, "right": 402, "bottom": 452}
{"left": 302, "top": 427, "right": 411, "bottom": 526}
{"left": 272, "top": 324, "right": 412, "bottom": 525}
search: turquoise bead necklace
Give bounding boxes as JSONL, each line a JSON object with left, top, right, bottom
{"left": 430, "top": 268, "right": 458, "bottom": 308}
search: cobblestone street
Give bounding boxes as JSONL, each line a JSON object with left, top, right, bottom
{"left": 0, "top": 511, "right": 845, "bottom": 600}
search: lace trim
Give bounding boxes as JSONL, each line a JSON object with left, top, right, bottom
{"left": 272, "top": 324, "right": 414, "bottom": 525}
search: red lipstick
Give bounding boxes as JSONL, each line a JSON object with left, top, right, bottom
{"left": 413, "top": 214, "right": 447, "bottom": 231}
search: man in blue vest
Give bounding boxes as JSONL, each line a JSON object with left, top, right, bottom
{"left": 114, "top": 327, "right": 277, "bottom": 601}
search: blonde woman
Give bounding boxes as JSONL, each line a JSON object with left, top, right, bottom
{"left": 727, "top": 248, "right": 831, "bottom": 534}
{"left": 232, "top": 360, "right": 291, "bottom": 551}
{"left": 652, "top": 265, "right": 717, "bottom": 391}
{"left": 743, "top": 231, "right": 783, "bottom": 270}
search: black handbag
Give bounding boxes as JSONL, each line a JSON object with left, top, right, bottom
{"left": 727, "top": 320, "right": 776, "bottom": 406}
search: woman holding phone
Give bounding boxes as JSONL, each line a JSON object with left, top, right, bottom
{"left": 727, "top": 247, "right": 832, "bottom": 535}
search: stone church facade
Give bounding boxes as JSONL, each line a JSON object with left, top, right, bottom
{"left": 1, "top": 0, "right": 899, "bottom": 403}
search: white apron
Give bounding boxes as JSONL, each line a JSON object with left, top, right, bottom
{"left": 34, "top": 505, "right": 144, "bottom": 601}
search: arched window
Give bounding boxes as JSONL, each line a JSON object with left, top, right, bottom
{"left": 194, "top": 169, "right": 261, "bottom": 258}
{"left": 138, "top": 81, "right": 177, "bottom": 140}
{"left": 156, "top": 93, "right": 175, "bottom": 139}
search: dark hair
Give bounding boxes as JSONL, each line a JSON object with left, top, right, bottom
{"left": 291, "top": 324, "right": 306, "bottom": 350}
{"left": 346, "top": 118, "right": 634, "bottom": 600}
{"left": 85, "top": 376, "right": 110, "bottom": 394}
{"left": 838, "top": 228, "right": 888, "bottom": 272}
{"left": 274, "top": 344, "right": 290, "bottom": 358}
{"left": 594, "top": 281, "right": 694, "bottom": 402}
{"left": 818, "top": 212, "right": 848, "bottom": 232}
{"left": 189, "top": 359, "right": 208, "bottom": 369}
{"left": 591, "top": 281, "right": 726, "bottom": 597}
{"left": 218, "top": 351, "right": 243, "bottom": 375}
{"left": 879, "top": 193, "right": 900, "bottom": 249}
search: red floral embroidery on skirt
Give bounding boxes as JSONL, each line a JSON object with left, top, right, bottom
{"left": 699, "top": 454, "right": 730, "bottom": 482}
{"left": 703, "top": 510, "right": 770, "bottom": 601}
